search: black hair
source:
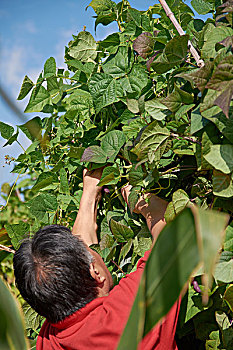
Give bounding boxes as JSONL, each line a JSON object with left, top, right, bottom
{"left": 13, "top": 225, "right": 98, "bottom": 323}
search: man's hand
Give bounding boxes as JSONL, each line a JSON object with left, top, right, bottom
{"left": 121, "top": 185, "right": 168, "bottom": 244}
{"left": 72, "top": 168, "right": 103, "bottom": 246}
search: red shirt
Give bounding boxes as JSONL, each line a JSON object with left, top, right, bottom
{"left": 37, "top": 251, "right": 180, "bottom": 350}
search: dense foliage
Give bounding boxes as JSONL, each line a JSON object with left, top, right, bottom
{"left": 0, "top": 0, "right": 233, "bottom": 348}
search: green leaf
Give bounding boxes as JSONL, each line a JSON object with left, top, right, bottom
{"left": 27, "top": 193, "right": 58, "bottom": 222}
{"left": 191, "top": 0, "right": 214, "bottom": 15}
{"left": 31, "top": 172, "right": 58, "bottom": 192}
{"left": 65, "top": 89, "right": 94, "bottom": 119}
{"left": 88, "top": 73, "right": 119, "bottom": 113}
{"left": 95, "top": 12, "right": 117, "bottom": 30}
{"left": 135, "top": 120, "right": 170, "bottom": 159}
{"left": 152, "top": 35, "right": 189, "bottom": 74}
{"left": 197, "top": 208, "right": 229, "bottom": 292}
{"left": 223, "top": 284, "right": 233, "bottom": 312}
{"left": 17, "top": 75, "right": 34, "bottom": 100}
{"left": 128, "top": 186, "right": 141, "bottom": 214}
{"left": 44, "top": 57, "right": 56, "bottom": 78}
{"left": 0, "top": 278, "right": 28, "bottom": 350}
{"left": 5, "top": 222, "right": 30, "bottom": 250}
{"left": 128, "top": 165, "right": 144, "bottom": 186}
{"left": 133, "top": 32, "right": 155, "bottom": 59}
{"left": 224, "top": 225, "right": 233, "bottom": 252}
{"left": 110, "top": 219, "right": 134, "bottom": 242}
{"left": 202, "top": 26, "right": 233, "bottom": 59}
{"left": 22, "top": 302, "right": 44, "bottom": 332}
{"left": 214, "top": 252, "right": 233, "bottom": 283}
{"left": 81, "top": 145, "right": 107, "bottom": 163}
{"left": 3, "top": 130, "right": 19, "bottom": 147}
{"left": 68, "top": 146, "right": 85, "bottom": 159}
{"left": 18, "top": 117, "right": 42, "bottom": 141}
{"left": 24, "top": 85, "right": 52, "bottom": 113}
{"left": 145, "top": 99, "right": 167, "bottom": 120}
{"left": 101, "top": 130, "right": 126, "bottom": 162}
{"left": 98, "top": 166, "right": 120, "bottom": 186}
{"left": 59, "top": 168, "right": 70, "bottom": 194}
{"left": 117, "top": 208, "right": 200, "bottom": 349}
{"left": 204, "top": 144, "right": 233, "bottom": 174}
{"left": 103, "top": 46, "right": 133, "bottom": 78}
{"left": 162, "top": 86, "right": 193, "bottom": 113}
{"left": 100, "top": 33, "right": 120, "bottom": 48}
{"left": 213, "top": 170, "right": 233, "bottom": 197}
{"left": 68, "top": 31, "right": 97, "bottom": 62}
{"left": 87, "top": 0, "right": 115, "bottom": 14}
{"left": 0, "top": 121, "right": 14, "bottom": 140}
{"left": 164, "top": 189, "right": 190, "bottom": 223}
{"left": 118, "top": 239, "right": 133, "bottom": 264}
{"left": 128, "top": 7, "right": 141, "bottom": 27}
{"left": 120, "top": 64, "right": 149, "bottom": 99}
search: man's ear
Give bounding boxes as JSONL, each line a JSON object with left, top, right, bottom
{"left": 89, "top": 262, "right": 106, "bottom": 284}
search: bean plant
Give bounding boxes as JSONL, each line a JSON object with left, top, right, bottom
{"left": 0, "top": 0, "right": 233, "bottom": 349}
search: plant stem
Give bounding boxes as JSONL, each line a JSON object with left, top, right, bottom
{"left": 0, "top": 244, "right": 15, "bottom": 254}
{"left": 158, "top": 0, "right": 204, "bottom": 67}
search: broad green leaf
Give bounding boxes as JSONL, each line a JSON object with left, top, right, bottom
{"left": 202, "top": 108, "right": 233, "bottom": 143}
{"left": 136, "top": 120, "right": 170, "bottom": 159}
{"left": 22, "top": 302, "right": 44, "bottom": 333}
{"left": 152, "top": 35, "right": 188, "bottom": 74}
{"left": 65, "top": 89, "right": 94, "bottom": 119}
{"left": 202, "top": 26, "right": 233, "bottom": 59}
{"left": 17, "top": 75, "right": 34, "bottom": 100}
{"left": 103, "top": 46, "right": 133, "bottom": 78}
{"left": 59, "top": 168, "right": 70, "bottom": 194}
{"left": 88, "top": 73, "right": 119, "bottom": 113}
{"left": 164, "top": 189, "right": 190, "bottom": 223}
{"left": 224, "top": 284, "right": 233, "bottom": 312}
{"left": 101, "top": 130, "right": 126, "bottom": 162}
{"left": 95, "top": 12, "right": 117, "bottom": 31}
{"left": 24, "top": 85, "right": 52, "bottom": 113}
{"left": 162, "top": 86, "right": 193, "bottom": 113}
{"left": 213, "top": 170, "right": 233, "bottom": 197}
{"left": 133, "top": 237, "right": 152, "bottom": 257}
{"left": 18, "top": 117, "right": 42, "bottom": 141}
{"left": 98, "top": 166, "right": 120, "bottom": 186}
{"left": 87, "top": 0, "right": 115, "bottom": 15}
{"left": 128, "top": 7, "right": 141, "bottom": 27}
{"left": 133, "top": 32, "right": 155, "bottom": 59}
{"left": 81, "top": 145, "right": 107, "bottom": 163}
{"left": 68, "top": 31, "right": 97, "bottom": 62}
{"left": 0, "top": 278, "right": 28, "bottom": 350}
{"left": 119, "top": 239, "right": 133, "bottom": 264}
{"left": 31, "top": 172, "right": 58, "bottom": 192}
{"left": 214, "top": 251, "right": 233, "bottom": 283}
{"left": 197, "top": 208, "right": 229, "bottom": 294}
{"left": 184, "top": 286, "right": 204, "bottom": 323}
{"left": 0, "top": 121, "right": 14, "bottom": 140}
{"left": 145, "top": 99, "right": 167, "bottom": 120}
{"left": 68, "top": 146, "right": 85, "bottom": 159}
{"left": 191, "top": 0, "right": 214, "bottom": 15}
{"left": 224, "top": 225, "right": 233, "bottom": 252}
{"left": 204, "top": 144, "right": 233, "bottom": 174}
{"left": 5, "top": 222, "right": 30, "bottom": 250}
{"left": 3, "top": 130, "right": 19, "bottom": 147}
{"left": 100, "top": 33, "right": 120, "bottom": 48}
{"left": 44, "top": 57, "right": 56, "bottom": 78}
{"left": 27, "top": 193, "right": 58, "bottom": 222}
{"left": 128, "top": 186, "right": 141, "bottom": 214}
{"left": 117, "top": 208, "right": 200, "bottom": 349}
{"left": 110, "top": 219, "right": 134, "bottom": 242}
{"left": 128, "top": 165, "right": 144, "bottom": 186}
{"left": 120, "top": 64, "right": 149, "bottom": 99}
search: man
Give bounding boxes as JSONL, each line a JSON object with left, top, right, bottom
{"left": 13, "top": 168, "right": 180, "bottom": 349}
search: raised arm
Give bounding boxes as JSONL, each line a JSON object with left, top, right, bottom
{"left": 121, "top": 186, "right": 168, "bottom": 244}
{"left": 72, "top": 168, "right": 103, "bottom": 246}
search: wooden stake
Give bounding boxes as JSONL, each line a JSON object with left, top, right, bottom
{"left": 0, "top": 244, "right": 15, "bottom": 254}
{"left": 158, "top": 0, "right": 205, "bottom": 67}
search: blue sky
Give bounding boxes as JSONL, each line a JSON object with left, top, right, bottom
{"left": 0, "top": 0, "right": 205, "bottom": 201}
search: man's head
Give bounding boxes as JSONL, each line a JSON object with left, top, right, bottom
{"left": 13, "top": 225, "right": 102, "bottom": 323}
